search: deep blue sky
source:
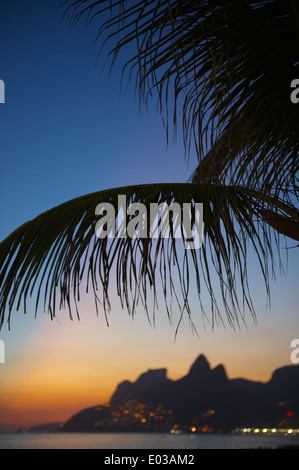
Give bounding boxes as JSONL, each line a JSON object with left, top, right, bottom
{"left": 0, "top": 0, "right": 194, "bottom": 240}
{"left": 0, "top": 0, "right": 298, "bottom": 432}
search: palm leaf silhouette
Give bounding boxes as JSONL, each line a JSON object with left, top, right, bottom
{"left": 63, "top": 0, "right": 299, "bottom": 198}
{"left": 0, "top": 1, "right": 298, "bottom": 331}
{"left": 0, "top": 182, "right": 297, "bottom": 332}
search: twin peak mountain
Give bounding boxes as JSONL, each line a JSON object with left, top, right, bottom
{"left": 111, "top": 354, "right": 227, "bottom": 404}
{"left": 58, "top": 354, "right": 298, "bottom": 432}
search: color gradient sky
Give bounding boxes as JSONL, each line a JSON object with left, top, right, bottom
{"left": 0, "top": 0, "right": 298, "bottom": 432}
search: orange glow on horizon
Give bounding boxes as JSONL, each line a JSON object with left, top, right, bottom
{"left": 0, "top": 293, "right": 296, "bottom": 432}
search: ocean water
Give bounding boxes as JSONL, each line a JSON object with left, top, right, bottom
{"left": 0, "top": 432, "right": 298, "bottom": 449}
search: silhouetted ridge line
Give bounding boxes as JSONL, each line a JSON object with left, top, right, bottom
{"left": 22, "top": 355, "right": 299, "bottom": 434}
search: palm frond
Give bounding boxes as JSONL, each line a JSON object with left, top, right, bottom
{"left": 0, "top": 182, "right": 292, "bottom": 332}
{"left": 258, "top": 208, "right": 299, "bottom": 241}
{"left": 62, "top": 0, "right": 299, "bottom": 196}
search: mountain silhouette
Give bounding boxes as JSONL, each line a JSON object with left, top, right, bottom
{"left": 22, "top": 355, "right": 297, "bottom": 433}
{"left": 110, "top": 354, "right": 277, "bottom": 430}
{"left": 55, "top": 354, "right": 298, "bottom": 433}
{"left": 233, "top": 365, "right": 299, "bottom": 402}
{"left": 231, "top": 364, "right": 299, "bottom": 425}
{"left": 111, "top": 368, "right": 168, "bottom": 403}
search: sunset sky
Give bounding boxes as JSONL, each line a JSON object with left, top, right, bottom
{"left": 0, "top": 0, "right": 298, "bottom": 432}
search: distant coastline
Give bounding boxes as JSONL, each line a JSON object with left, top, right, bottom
{"left": 12, "top": 354, "right": 299, "bottom": 436}
{"left": 1, "top": 432, "right": 299, "bottom": 450}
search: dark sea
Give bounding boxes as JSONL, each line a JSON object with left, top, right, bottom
{"left": 0, "top": 432, "right": 298, "bottom": 449}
